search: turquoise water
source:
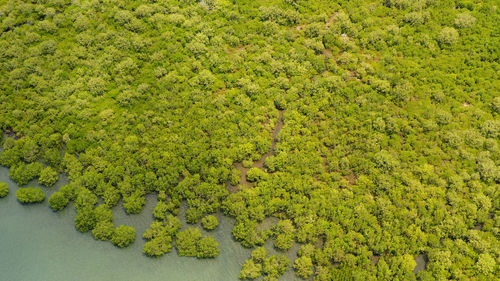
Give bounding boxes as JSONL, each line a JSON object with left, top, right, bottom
{"left": 0, "top": 166, "right": 255, "bottom": 281}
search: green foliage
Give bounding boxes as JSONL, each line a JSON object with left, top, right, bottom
{"left": 16, "top": 187, "right": 45, "bottom": 203}
{"left": 92, "top": 221, "right": 114, "bottom": 241}
{"left": 251, "top": 247, "right": 267, "bottom": 263}
{"left": 112, "top": 225, "right": 136, "bottom": 248}
{"left": 175, "top": 227, "right": 220, "bottom": 258}
{"left": 74, "top": 188, "right": 98, "bottom": 210}
{"left": 59, "top": 184, "right": 77, "bottom": 201}
{"left": 455, "top": 13, "right": 476, "bottom": 28}
{"left": 273, "top": 219, "right": 295, "bottom": 250}
{"left": 48, "top": 192, "right": 69, "bottom": 211}
{"left": 196, "top": 236, "right": 220, "bottom": 258}
{"left": 240, "top": 247, "right": 290, "bottom": 280}
{"left": 438, "top": 27, "right": 459, "bottom": 46}
{"left": 476, "top": 253, "right": 495, "bottom": 274}
{"left": 246, "top": 168, "right": 269, "bottom": 182}
{"left": 176, "top": 227, "right": 203, "bottom": 257}
{"left": 0, "top": 182, "right": 9, "bottom": 198}
{"left": 75, "top": 208, "right": 97, "bottom": 233}
{"left": 0, "top": 0, "right": 498, "bottom": 279}
{"left": 9, "top": 162, "right": 42, "bottom": 185}
{"left": 239, "top": 259, "right": 262, "bottom": 280}
{"left": 38, "top": 166, "right": 59, "bottom": 187}
{"left": 143, "top": 235, "right": 173, "bottom": 257}
{"left": 142, "top": 215, "right": 181, "bottom": 257}
{"left": 262, "top": 254, "right": 290, "bottom": 279}
{"left": 123, "top": 192, "right": 145, "bottom": 214}
{"left": 201, "top": 215, "right": 219, "bottom": 231}
{"left": 294, "top": 256, "right": 314, "bottom": 279}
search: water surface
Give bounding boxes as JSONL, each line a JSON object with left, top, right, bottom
{"left": 0, "top": 166, "right": 252, "bottom": 281}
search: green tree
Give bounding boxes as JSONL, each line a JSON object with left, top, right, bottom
{"left": 239, "top": 259, "right": 262, "bottom": 280}
{"left": 246, "top": 167, "right": 269, "bottom": 182}
{"left": 49, "top": 191, "right": 69, "bottom": 211}
{"left": 112, "top": 225, "right": 136, "bottom": 247}
{"left": 0, "top": 182, "right": 9, "bottom": 198}
{"left": 92, "top": 221, "right": 114, "bottom": 241}
{"left": 75, "top": 208, "right": 97, "bottom": 232}
{"left": 176, "top": 227, "right": 202, "bottom": 257}
{"left": 263, "top": 255, "right": 290, "bottom": 278}
{"left": 437, "top": 27, "right": 459, "bottom": 45}
{"left": 251, "top": 247, "right": 267, "bottom": 263}
{"left": 38, "top": 166, "right": 59, "bottom": 187}
{"left": 143, "top": 235, "right": 173, "bottom": 257}
{"left": 476, "top": 253, "right": 495, "bottom": 274}
{"left": 201, "top": 215, "right": 219, "bottom": 230}
{"left": 123, "top": 192, "right": 145, "bottom": 214}
{"left": 196, "top": 236, "right": 220, "bottom": 258}
{"left": 16, "top": 187, "right": 45, "bottom": 203}
{"left": 294, "top": 256, "right": 314, "bottom": 279}
{"left": 455, "top": 13, "right": 476, "bottom": 28}
{"left": 9, "top": 162, "right": 42, "bottom": 185}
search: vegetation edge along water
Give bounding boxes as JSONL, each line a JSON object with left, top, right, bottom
{"left": 0, "top": 0, "right": 498, "bottom": 280}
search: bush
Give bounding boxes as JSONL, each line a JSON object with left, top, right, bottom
{"left": 263, "top": 255, "right": 290, "bottom": 278}
{"left": 38, "top": 166, "right": 59, "bottom": 187}
{"left": 251, "top": 247, "right": 267, "bottom": 262}
{"left": 59, "top": 184, "right": 77, "bottom": 201}
{"left": 49, "top": 191, "right": 69, "bottom": 211}
{"left": 112, "top": 225, "right": 136, "bottom": 247}
{"left": 196, "top": 236, "right": 220, "bottom": 258}
{"left": 294, "top": 256, "right": 314, "bottom": 279}
{"left": 239, "top": 259, "right": 262, "bottom": 279}
{"left": 75, "top": 208, "right": 97, "bottom": 232}
{"left": 9, "top": 162, "right": 42, "bottom": 186}
{"left": 455, "top": 13, "right": 476, "bottom": 28}
{"left": 143, "top": 235, "right": 173, "bottom": 257}
{"left": 176, "top": 227, "right": 202, "bottom": 257}
{"left": 123, "top": 192, "right": 145, "bottom": 214}
{"left": 175, "top": 227, "right": 220, "bottom": 258}
{"left": 92, "top": 221, "right": 114, "bottom": 241}
{"left": 0, "top": 182, "right": 9, "bottom": 198}
{"left": 201, "top": 215, "right": 219, "bottom": 230}
{"left": 16, "top": 187, "right": 45, "bottom": 203}
{"left": 438, "top": 27, "right": 459, "bottom": 45}
{"left": 246, "top": 167, "right": 269, "bottom": 182}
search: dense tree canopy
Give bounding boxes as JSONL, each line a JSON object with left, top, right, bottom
{"left": 0, "top": 0, "right": 498, "bottom": 279}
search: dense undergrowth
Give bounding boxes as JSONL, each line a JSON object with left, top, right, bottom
{"left": 0, "top": 0, "right": 498, "bottom": 280}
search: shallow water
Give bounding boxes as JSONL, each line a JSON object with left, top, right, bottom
{"left": 414, "top": 254, "right": 427, "bottom": 273}
{"left": 0, "top": 166, "right": 254, "bottom": 281}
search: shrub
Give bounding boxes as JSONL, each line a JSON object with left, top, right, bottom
{"left": 0, "top": 182, "right": 9, "bottom": 198}
{"left": 92, "top": 221, "right": 114, "bottom": 241}
{"left": 201, "top": 215, "right": 219, "bottom": 230}
{"left": 438, "top": 27, "right": 459, "bottom": 45}
{"left": 112, "top": 225, "right": 136, "bottom": 247}
{"left": 455, "top": 13, "right": 476, "bottom": 28}
{"left": 143, "top": 235, "right": 173, "bottom": 257}
{"left": 176, "top": 227, "right": 202, "bottom": 257}
{"left": 16, "top": 187, "right": 45, "bottom": 203}
{"left": 49, "top": 191, "right": 69, "bottom": 211}
{"left": 196, "top": 236, "right": 220, "bottom": 258}
{"left": 39, "top": 166, "right": 59, "bottom": 187}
